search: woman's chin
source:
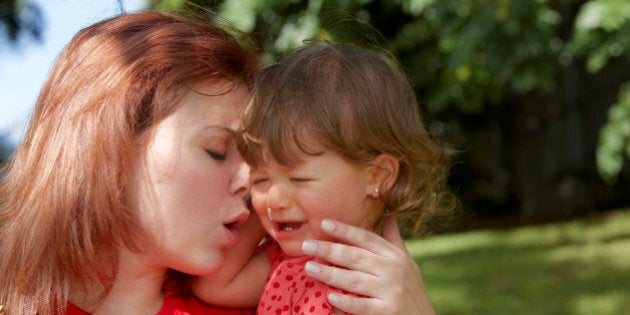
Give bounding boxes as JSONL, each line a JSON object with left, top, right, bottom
{"left": 179, "top": 256, "right": 224, "bottom": 276}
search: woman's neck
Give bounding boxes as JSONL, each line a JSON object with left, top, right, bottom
{"left": 70, "top": 248, "right": 167, "bottom": 315}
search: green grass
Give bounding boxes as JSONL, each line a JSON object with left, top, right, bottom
{"left": 406, "top": 210, "right": 630, "bottom": 315}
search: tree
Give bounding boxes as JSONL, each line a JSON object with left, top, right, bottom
{"left": 569, "top": 0, "right": 630, "bottom": 183}
{"left": 149, "top": 0, "right": 630, "bottom": 222}
{"left": 0, "top": 133, "right": 14, "bottom": 166}
{"left": 1, "top": 0, "right": 40, "bottom": 168}
{"left": 0, "top": 0, "right": 43, "bottom": 47}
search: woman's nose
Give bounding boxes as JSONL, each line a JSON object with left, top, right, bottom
{"left": 231, "top": 159, "right": 251, "bottom": 198}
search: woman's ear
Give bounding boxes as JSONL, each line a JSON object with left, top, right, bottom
{"left": 366, "top": 154, "right": 399, "bottom": 196}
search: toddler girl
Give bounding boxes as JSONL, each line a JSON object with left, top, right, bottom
{"left": 195, "top": 42, "right": 453, "bottom": 314}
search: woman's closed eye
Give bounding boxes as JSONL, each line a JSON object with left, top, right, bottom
{"left": 205, "top": 150, "right": 226, "bottom": 161}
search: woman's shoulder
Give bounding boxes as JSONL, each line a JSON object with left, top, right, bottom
{"left": 64, "top": 296, "right": 255, "bottom": 315}
{"left": 64, "top": 303, "right": 90, "bottom": 315}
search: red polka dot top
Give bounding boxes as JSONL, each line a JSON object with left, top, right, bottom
{"left": 257, "top": 242, "right": 359, "bottom": 315}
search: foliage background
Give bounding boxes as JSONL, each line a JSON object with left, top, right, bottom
{"left": 3, "top": 0, "right": 630, "bottom": 226}
{"left": 148, "top": 0, "right": 630, "bottom": 226}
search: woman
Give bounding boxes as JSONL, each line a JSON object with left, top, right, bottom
{"left": 0, "top": 10, "right": 433, "bottom": 315}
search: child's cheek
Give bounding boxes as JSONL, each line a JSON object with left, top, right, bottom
{"left": 250, "top": 200, "right": 273, "bottom": 233}
{"left": 310, "top": 220, "right": 336, "bottom": 242}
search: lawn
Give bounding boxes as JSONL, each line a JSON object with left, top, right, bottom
{"left": 406, "top": 210, "right": 630, "bottom": 315}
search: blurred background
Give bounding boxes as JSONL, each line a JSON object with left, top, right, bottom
{"left": 1, "top": 0, "right": 629, "bottom": 314}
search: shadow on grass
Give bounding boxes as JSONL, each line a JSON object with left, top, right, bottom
{"left": 408, "top": 212, "right": 630, "bottom": 315}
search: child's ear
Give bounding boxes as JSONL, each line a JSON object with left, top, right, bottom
{"left": 366, "top": 154, "right": 399, "bottom": 196}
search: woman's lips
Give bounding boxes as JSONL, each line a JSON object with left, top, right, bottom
{"left": 223, "top": 225, "right": 240, "bottom": 246}
{"left": 222, "top": 211, "right": 249, "bottom": 246}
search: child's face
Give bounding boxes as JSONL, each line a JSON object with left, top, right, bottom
{"left": 250, "top": 149, "right": 383, "bottom": 257}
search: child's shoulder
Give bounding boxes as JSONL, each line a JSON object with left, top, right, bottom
{"left": 260, "top": 254, "right": 334, "bottom": 314}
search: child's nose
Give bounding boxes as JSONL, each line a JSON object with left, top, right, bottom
{"left": 266, "top": 183, "right": 291, "bottom": 212}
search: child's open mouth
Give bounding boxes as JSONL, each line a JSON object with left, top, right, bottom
{"left": 276, "top": 222, "right": 304, "bottom": 232}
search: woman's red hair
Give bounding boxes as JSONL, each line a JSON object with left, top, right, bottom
{"left": 0, "top": 10, "right": 259, "bottom": 314}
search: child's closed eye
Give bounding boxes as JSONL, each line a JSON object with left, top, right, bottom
{"left": 252, "top": 177, "right": 268, "bottom": 186}
{"left": 290, "top": 177, "right": 311, "bottom": 183}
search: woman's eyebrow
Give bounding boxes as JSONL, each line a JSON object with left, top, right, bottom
{"left": 202, "top": 125, "right": 237, "bottom": 136}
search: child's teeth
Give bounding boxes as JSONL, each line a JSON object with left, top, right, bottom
{"left": 279, "top": 222, "right": 301, "bottom": 231}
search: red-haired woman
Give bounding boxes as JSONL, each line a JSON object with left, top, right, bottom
{"left": 0, "top": 11, "right": 433, "bottom": 315}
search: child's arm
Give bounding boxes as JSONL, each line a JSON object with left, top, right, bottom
{"left": 192, "top": 210, "right": 271, "bottom": 308}
{"left": 194, "top": 250, "right": 269, "bottom": 308}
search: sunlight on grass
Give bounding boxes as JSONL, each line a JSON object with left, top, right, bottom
{"left": 570, "top": 292, "right": 626, "bottom": 315}
{"left": 405, "top": 210, "right": 630, "bottom": 315}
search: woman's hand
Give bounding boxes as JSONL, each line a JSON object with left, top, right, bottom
{"left": 301, "top": 217, "right": 435, "bottom": 315}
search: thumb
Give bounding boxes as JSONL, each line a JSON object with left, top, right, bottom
{"left": 382, "top": 217, "right": 405, "bottom": 249}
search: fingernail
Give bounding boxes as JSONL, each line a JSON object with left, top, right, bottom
{"left": 321, "top": 219, "right": 335, "bottom": 232}
{"left": 302, "top": 240, "right": 317, "bottom": 253}
{"left": 328, "top": 293, "right": 341, "bottom": 304}
{"left": 304, "top": 261, "right": 321, "bottom": 275}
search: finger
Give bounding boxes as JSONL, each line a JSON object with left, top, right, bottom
{"left": 304, "top": 260, "right": 377, "bottom": 297}
{"left": 327, "top": 293, "right": 383, "bottom": 315}
{"left": 381, "top": 217, "right": 405, "bottom": 249}
{"left": 302, "top": 239, "right": 378, "bottom": 273}
{"left": 319, "top": 219, "right": 395, "bottom": 255}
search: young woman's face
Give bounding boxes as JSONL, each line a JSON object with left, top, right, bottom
{"left": 126, "top": 83, "right": 251, "bottom": 275}
{"left": 250, "top": 148, "right": 383, "bottom": 257}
